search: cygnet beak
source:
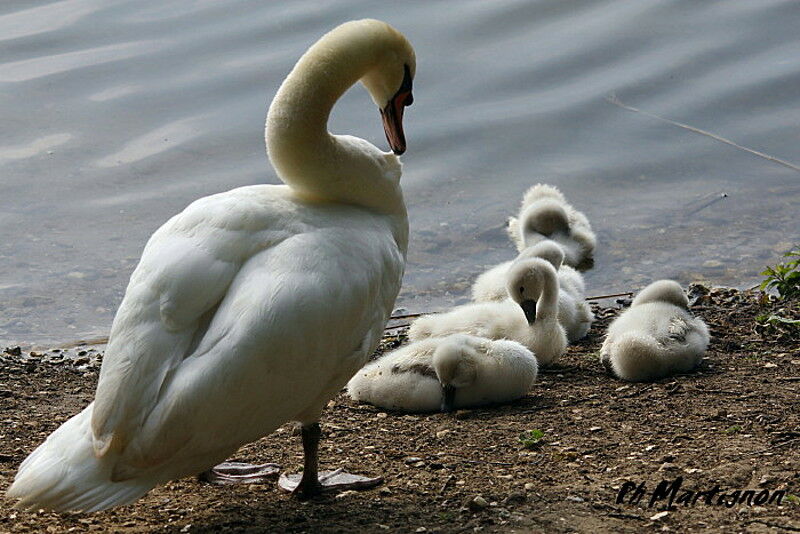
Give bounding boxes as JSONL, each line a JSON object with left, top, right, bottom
{"left": 440, "top": 383, "right": 456, "bottom": 413}
{"left": 520, "top": 299, "right": 537, "bottom": 323}
{"left": 380, "top": 65, "right": 413, "bottom": 155}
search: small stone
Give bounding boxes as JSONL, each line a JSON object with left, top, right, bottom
{"left": 589, "top": 426, "right": 602, "bottom": 432}
{"left": 566, "top": 495, "right": 584, "bottom": 502}
{"left": 503, "top": 492, "right": 526, "bottom": 505}
{"left": 335, "top": 490, "right": 358, "bottom": 500}
{"left": 497, "top": 474, "right": 513, "bottom": 480}
{"left": 436, "top": 430, "right": 450, "bottom": 439}
{"left": 469, "top": 496, "right": 489, "bottom": 511}
{"left": 524, "top": 483, "right": 535, "bottom": 491}
{"left": 376, "top": 412, "right": 388, "bottom": 419}
{"left": 764, "top": 363, "right": 778, "bottom": 368}
{"left": 659, "top": 463, "right": 678, "bottom": 472}
{"left": 404, "top": 457, "right": 424, "bottom": 465}
{"left": 650, "top": 511, "right": 669, "bottom": 521}
{"left": 415, "top": 528, "right": 427, "bottom": 532}
{"left": 180, "top": 525, "right": 192, "bottom": 533}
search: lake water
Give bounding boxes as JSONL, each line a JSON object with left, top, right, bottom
{"left": 2, "top": 0, "right": 799, "bottom": 347}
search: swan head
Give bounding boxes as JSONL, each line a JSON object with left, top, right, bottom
{"left": 632, "top": 279, "right": 689, "bottom": 309}
{"left": 432, "top": 335, "right": 479, "bottom": 412}
{"left": 359, "top": 24, "right": 416, "bottom": 155}
{"left": 506, "top": 257, "right": 557, "bottom": 323}
{"left": 518, "top": 240, "right": 565, "bottom": 271}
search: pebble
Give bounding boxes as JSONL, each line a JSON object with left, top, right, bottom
{"left": 468, "top": 496, "right": 489, "bottom": 511}
{"left": 650, "top": 511, "right": 669, "bottom": 521}
{"left": 335, "top": 490, "right": 358, "bottom": 500}
{"left": 436, "top": 430, "right": 450, "bottom": 439}
{"left": 524, "top": 483, "right": 535, "bottom": 491}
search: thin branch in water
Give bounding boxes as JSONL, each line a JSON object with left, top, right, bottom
{"left": 607, "top": 94, "right": 800, "bottom": 173}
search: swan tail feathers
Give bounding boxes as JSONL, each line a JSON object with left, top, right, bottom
{"left": 408, "top": 316, "right": 435, "bottom": 341}
{"left": 7, "top": 405, "right": 154, "bottom": 512}
{"left": 520, "top": 183, "right": 567, "bottom": 206}
{"left": 606, "top": 332, "right": 666, "bottom": 382}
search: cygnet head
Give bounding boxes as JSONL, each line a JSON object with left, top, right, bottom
{"left": 505, "top": 257, "right": 556, "bottom": 323}
{"left": 432, "top": 335, "right": 480, "bottom": 412}
{"left": 520, "top": 199, "right": 570, "bottom": 239}
{"left": 517, "top": 240, "right": 565, "bottom": 271}
{"left": 353, "top": 20, "right": 416, "bottom": 154}
{"left": 632, "top": 279, "right": 689, "bottom": 309}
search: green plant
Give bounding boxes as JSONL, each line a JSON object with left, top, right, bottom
{"left": 724, "top": 425, "right": 743, "bottom": 434}
{"left": 518, "top": 429, "right": 545, "bottom": 449}
{"left": 756, "top": 312, "right": 800, "bottom": 328}
{"left": 786, "top": 494, "right": 799, "bottom": 505}
{"left": 760, "top": 249, "right": 800, "bottom": 299}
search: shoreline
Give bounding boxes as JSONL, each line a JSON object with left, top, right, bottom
{"left": 1, "top": 284, "right": 798, "bottom": 533}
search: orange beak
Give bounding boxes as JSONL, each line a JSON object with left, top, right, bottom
{"left": 380, "top": 65, "right": 413, "bottom": 155}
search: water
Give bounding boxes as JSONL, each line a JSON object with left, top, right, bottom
{"left": 1, "top": 0, "right": 799, "bottom": 347}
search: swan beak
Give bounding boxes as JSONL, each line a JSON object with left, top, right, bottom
{"left": 520, "top": 299, "right": 537, "bottom": 323}
{"left": 440, "top": 383, "right": 456, "bottom": 413}
{"left": 381, "top": 64, "right": 414, "bottom": 155}
{"left": 381, "top": 93, "right": 410, "bottom": 155}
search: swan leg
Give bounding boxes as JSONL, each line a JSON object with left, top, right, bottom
{"left": 278, "top": 422, "right": 383, "bottom": 498}
{"left": 198, "top": 462, "right": 281, "bottom": 485}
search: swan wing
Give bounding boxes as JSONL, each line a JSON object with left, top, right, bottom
{"left": 91, "top": 186, "right": 404, "bottom": 476}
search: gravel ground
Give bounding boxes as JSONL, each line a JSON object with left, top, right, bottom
{"left": 1, "top": 286, "right": 798, "bottom": 533}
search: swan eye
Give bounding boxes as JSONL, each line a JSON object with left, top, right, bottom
{"left": 519, "top": 286, "right": 524, "bottom": 294}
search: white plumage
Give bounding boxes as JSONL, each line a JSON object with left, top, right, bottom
{"left": 506, "top": 184, "right": 596, "bottom": 271}
{"left": 409, "top": 257, "right": 567, "bottom": 367}
{"left": 8, "top": 19, "right": 416, "bottom": 511}
{"left": 347, "top": 334, "right": 538, "bottom": 413}
{"left": 471, "top": 240, "right": 593, "bottom": 342}
{"left": 600, "top": 280, "right": 710, "bottom": 382}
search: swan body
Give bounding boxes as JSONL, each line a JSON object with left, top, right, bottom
{"left": 409, "top": 257, "right": 567, "bottom": 367}
{"left": 471, "top": 240, "right": 593, "bottom": 342}
{"left": 506, "top": 184, "right": 596, "bottom": 271}
{"left": 347, "top": 334, "right": 537, "bottom": 413}
{"left": 600, "top": 280, "right": 710, "bottom": 382}
{"left": 8, "top": 19, "right": 416, "bottom": 511}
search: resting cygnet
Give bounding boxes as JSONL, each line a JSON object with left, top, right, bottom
{"left": 506, "top": 184, "right": 596, "bottom": 271}
{"left": 600, "top": 280, "right": 710, "bottom": 382}
{"left": 409, "top": 257, "right": 567, "bottom": 366}
{"left": 471, "top": 240, "right": 593, "bottom": 342}
{"left": 347, "top": 334, "right": 537, "bottom": 412}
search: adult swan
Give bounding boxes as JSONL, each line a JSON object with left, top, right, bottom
{"left": 8, "top": 19, "right": 415, "bottom": 511}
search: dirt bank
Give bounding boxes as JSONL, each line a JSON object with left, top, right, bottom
{"left": 1, "top": 286, "right": 798, "bottom": 533}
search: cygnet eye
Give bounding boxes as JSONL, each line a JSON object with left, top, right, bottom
{"left": 519, "top": 286, "right": 524, "bottom": 294}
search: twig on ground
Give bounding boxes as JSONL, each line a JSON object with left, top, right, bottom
{"left": 586, "top": 292, "right": 634, "bottom": 301}
{"left": 439, "top": 475, "right": 455, "bottom": 495}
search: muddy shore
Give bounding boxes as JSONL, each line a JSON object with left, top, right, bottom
{"left": 1, "top": 286, "right": 798, "bottom": 533}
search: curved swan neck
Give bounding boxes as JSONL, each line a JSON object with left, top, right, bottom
{"left": 265, "top": 20, "right": 408, "bottom": 215}
{"left": 535, "top": 268, "right": 559, "bottom": 323}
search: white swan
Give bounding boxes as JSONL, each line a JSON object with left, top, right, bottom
{"left": 347, "top": 334, "right": 537, "bottom": 413}
{"left": 7, "top": 19, "right": 416, "bottom": 512}
{"left": 506, "top": 184, "right": 596, "bottom": 270}
{"left": 409, "top": 257, "right": 567, "bottom": 367}
{"left": 600, "top": 280, "right": 710, "bottom": 382}
{"left": 471, "top": 240, "right": 593, "bottom": 342}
